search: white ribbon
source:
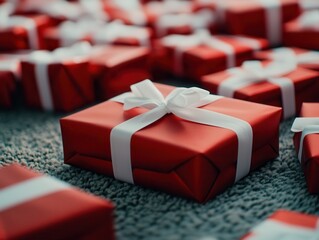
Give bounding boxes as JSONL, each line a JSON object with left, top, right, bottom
{"left": 110, "top": 79, "right": 253, "bottom": 184}
{"left": 155, "top": 10, "right": 215, "bottom": 37}
{"left": 291, "top": 117, "right": 319, "bottom": 162}
{"left": 269, "top": 47, "right": 319, "bottom": 65}
{"left": 0, "top": 175, "right": 71, "bottom": 212}
{"left": 218, "top": 61, "right": 297, "bottom": 119}
{"left": 162, "top": 30, "right": 236, "bottom": 75}
{"left": 0, "top": 14, "right": 39, "bottom": 49}
{"left": 27, "top": 42, "right": 92, "bottom": 111}
{"left": 246, "top": 219, "right": 319, "bottom": 240}
{"left": 59, "top": 19, "right": 105, "bottom": 47}
{"left": 93, "top": 20, "right": 150, "bottom": 47}
{"left": 298, "top": 10, "right": 319, "bottom": 30}
{"left": 258, "top": 0, "right": 282, "bottom": 46}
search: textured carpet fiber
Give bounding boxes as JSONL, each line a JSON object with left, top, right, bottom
{"left": 1, "top": 101, "right": 319, "bottom": 240}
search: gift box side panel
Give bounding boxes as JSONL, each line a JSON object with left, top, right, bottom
{"left": 50, "top": 62, "right": 95, "bottom": 112}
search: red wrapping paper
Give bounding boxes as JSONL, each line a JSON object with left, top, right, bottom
{"left": 283, "top": 17, "right": 319, "bottom": 50}
{"left": 43, "top": 26, "right": 153, "bottom": 51}
{"left": 0, "top": 164, "right": 115, "bottom": 240}
{"left": 201, "top": 63, "right": 319, "bottom": 119}
{"left": 293, "top": 103, "right": 319, "bottom": 193}
{"left": 241, "top": 210, "right": 319, "bottom": 239}
{"left": 154, "top": 35, "right": 268, "bottom": 80}
{"left": 224, "top": 0, "right": 300, "bottom": 45}
{"left": 21, "top": 57, "right": 94, "bottom": 112}
{"left": 0, "top": 71, "right": 16, "bottom": 108}
{"left": 254, "top": 47, "right": 319, "bottom": 71}
{"left": 0, "top": 14, "right": 52, "bottom": 51}
{"left": 60, "top": 82, "right": 281, "bottom": 203}
{"left": 88, "top": 46, "right": 151, "bottom": 100}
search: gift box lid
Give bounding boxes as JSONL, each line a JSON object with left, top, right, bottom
{"left": 0, "top": 164, "right": 115, "bottom": 240}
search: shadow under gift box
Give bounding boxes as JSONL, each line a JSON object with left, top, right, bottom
{"left": 0, "top": 164, "right": 115, "bottom": 240}
{"left": 20, "top": 58, "right": 94, "bottom": 112}
{"left": 60, "top": 82, "right": 281, "bottom": 203}
{"left": 200, "top": 62, "right": 319, "bottom": 120}
{"left": 88, "top": 46, "right": 151, "bottom": 100}
{"left": 0, "top": 14, "right": 52, "bottom": 51}
{"left": 293, "top": 103, "right": 319, "bottom": 194}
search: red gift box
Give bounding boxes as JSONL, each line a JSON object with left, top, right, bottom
{"left": 153, "top": 10, "right": 217, "bottom": 37}
{"left": 224, "top": 0, "right": 300, "bottom": 46}
{"left": 21, "top": 43, "right": 95, "bottom": 112}
{"left": 154, "top": 30, "right": 268, "bottom": 80}
{"left": 88, "top": 45, "right": 151, "bottom": 100}
{"left": 292, "top": 103, "right": 319, "bottom": 193}
{"left": 283, "top": 10, "right": 319, "bottom": 50}
{"left": 60, "top": 80, "right": 281, "bottom": 203}
{"left": 0, "top": 164, "right": 115, "bottom": 240}
{"left": 0, "top": 14, "right": 52, "bottom": 51}
{"left": 44, "top": 20, "right": 153, "bottom": 51}
{"left": 254, "top": 47, "right": 319, "bottom": 71}
{"left": 201, "top": 60, "right": 319, "bottom": 119}
{"left": 241, "top": 210, "right": 319, "bottom": 239}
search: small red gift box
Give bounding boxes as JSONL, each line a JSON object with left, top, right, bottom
{"left": 60, "top": 80, "right": 281, "bottom": 203}
{"left": 291, "top": 103, "right": 319, "bottom": 193}
{"left": 88, "top": 45, "right": 151, "bottom": 100}
{"left": 154, "top": 30, "right": 268, "bottom": 80}
{"left": 44, "top": 20, "right": 152, "bottom": 50}
{"left": 0, "top": 164, "right": 115, "bottom": 240}
{"left": 224, "top": 0, "right": 300, "bottom": 46}
{"left": 242, "top": 210, "right": 319, "bottom": 239}
{"left": 21, "top": 42, "right": 95, "bottom": 112}
{"left": 283, "top": 10, "right": 319, "bottom": 50}
{"left": 0, "top": 14, "right": 52, "bottom": 51}
{"left": 254, "top": 47, "right": 319, "bottom": 71}
{"left": 201, "top": 60, "right": 319, "bottom": 119}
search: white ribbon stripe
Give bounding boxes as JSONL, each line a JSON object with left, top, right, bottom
{"left": 27, "top": 42, "right": 92, "bottom": 111}
{"left": 218, "top": 61, "right": 297, "bottom": 119}
{"left": 246, "top": 219, "right": 319, "bottom": 240}
{"left": 291, "top": 117, "right": 319, "bottom": 162}
{"left": 0, "top": 175, "right": 71, "bottom": 212}
{"left": 162, "top": 30, "right": 236, "bottom": 75}
{"left": 93, "top": 20, "right": 150, "bottom": 47}
{"left": 258, "top": 0, "right": 282, "bottom": 46}
{"left": 110, "top": 79, "right": 253, "bottom": 184}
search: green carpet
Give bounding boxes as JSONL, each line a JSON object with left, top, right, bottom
{"left": 1, "top": 92, "right": 319, "bottom": 240}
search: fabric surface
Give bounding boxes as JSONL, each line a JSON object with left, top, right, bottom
{"left": 1, "top": 80, "right": 319, "bottom": 240}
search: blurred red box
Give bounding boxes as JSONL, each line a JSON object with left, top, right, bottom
{"left": 154, "top": 32, "right": 268, "bottom": 80}
{"left": 201, "top": 61, "right": 319, "bottom": 119}
{"left": 21, "top": 46, "right": 94, "bottom": 112}
{"left": 0, "top": 164, "right": 115, "bottom": 240}
{"left": 242, "top": 210, "right": 319, "bottom": 239}
{"left": 225, "top": 0, "right": 300, "bottom": 46}
{"left": 0, "top": 14, "right": 52, "bottom": 51}
{"left": 88, "top": 45, "right": 151, "bottom": 100}
{"left": 60, "top": 81, "right": 281, "bottom": 203}
{"left": 254, "top": 47, "right": 319, "bottom": 71}
{"left": 283, "top": 11, "right": 319, "bottom": 50}
{"left": 292, "top": 103, "right": 319, "bottom": 193}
